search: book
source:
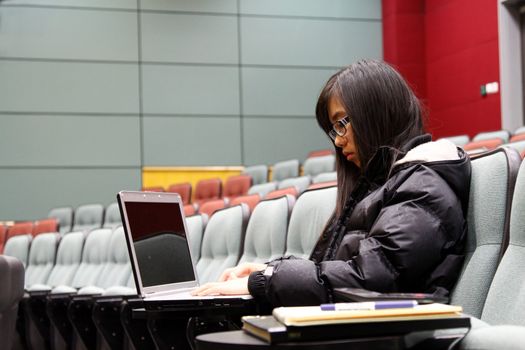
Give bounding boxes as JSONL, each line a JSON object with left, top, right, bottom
{"left": 242, "top": 312, "right": 471, "bottom": 344}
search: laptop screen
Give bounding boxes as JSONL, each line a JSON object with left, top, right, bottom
{"left": 125, "top": 201, "right": 196, "bottom": 287}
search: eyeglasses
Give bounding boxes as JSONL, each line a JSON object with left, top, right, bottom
{"left": 328, "top": 115, "right": 351, "bottom": 141}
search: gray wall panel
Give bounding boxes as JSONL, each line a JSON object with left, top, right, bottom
{"left": 242, "top": 67, "right": 336, "bottom": 116}
{"left": 143, "top": 116, "right": 241, "bottom": 166}
{"left": 140, "top": 0, "right": 237, "bottom": 13}
{"left": 0, "top": 61, "right": 139, "bottom": 113}
{"left": 240, "top": 0, "right": 381, "bottom": 19}
{"left": 243, "top": 117, "right": 332, "bottom": 165}
{"left": 0, "top": 168, "right": 141, "bottom": 221}
{"left": 0, "top": 115, "right": 140, "bottom": 166}
{"left": 141, "top": 13, "right": 238, "bottom": 64}
{"left": 0, "top": 7, "right": 138, "bottom": 61}
{"left": 1, "top": 0, "right": 137, "bottom": 9}
{"left": 142, "top": 65, "right": 239, "bottom": 115}
{"left": 241, "top": 17, "right": 382, "bottom": 67}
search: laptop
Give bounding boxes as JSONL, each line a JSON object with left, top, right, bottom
{"left": 117, "top": 190, "right": 252, "bottom": 310}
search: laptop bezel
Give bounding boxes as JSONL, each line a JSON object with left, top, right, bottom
{"left": 117, "top": 190, "right": 200, "bottom": 298}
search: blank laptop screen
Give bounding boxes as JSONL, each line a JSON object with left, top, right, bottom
{"left": 125, "top": 201, "right": 195, "bottom": 287}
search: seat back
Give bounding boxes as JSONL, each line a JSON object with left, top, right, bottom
{"left": 3, "top": 234, "right": 32, "bottom": 268}
{"left": 238, "top": 195, "right": 295, "bottom": 265}
{"left": 72, "top": 203, "right": 104, "bottom": 232}
{"left": 440, "top": 135, "right": 470, "bottom": 147}
{"left": 194, "top": 178, "right": 222, "bottom": 205}
{"left": 450, "top": 148, "right": 521, "bottom": 318}
{"left": 303, "top": 155, "right": 336, "bottom": 177}
{"left": 167, "top": 182, "right": 192, "bottom": 205}
{"left": 272, "top": 159, "right": 300, "bottom": 182}
{"left": 479, "top": 154, "right": 525, "bottom": 326}
{"left": 196, "top": 204, "right": 249, "bottom": 284}
{"left": 265, "top": 187, "right": 298, "bottom": 200}
{"left": 32, "top": 218, "right": 59, "bottom": 236}
{"left": 278, "top": 176, "right": 311, "bottom": 195}
{"left": 312, "top": 171, "right": 337, "bottom": 184}
{"left": 95, "top": 227, "right": 132, "bottom": 289}
{"left": 70, "top": 228, "right": 112, "bottom": 289}
{"left": 229, "top": 194, "right": 261, "bottom": 212}
{"left": 6, "top": 221, "right": 33, "bottom": 240}
{"left": 198, "top": 199, "right": 228, "bottom": 218}
{"left": 103, "top": 202, "right": 122, "bottom": 229}
{"left": 248, "top": 182, "right": 277, "bottom": 199}
{"left": 242, "top": 165, "right": 268, "bottom": 186}
{"left": 223, "top": 175, "right": 252, "bottom": 199}
{"left": 473, "top": 130, "right": 510, "bottom": 143}
{"left": 0, "top": 255, "right": 25, "bottom": 350}
{"left": 285, "top": 186, "right": 337, "bottom": 259}
{"left": 505, "top": 139, "right": 525, "bottom": 156}
{"left": 463, "top": 138, "right": 504, "bottom": 152}
{"left": 44, "top": 231, "right": 85, "bottom": 288}
{"left": 48, "top": 206, "right": 74, "bottom": 234}
{"left": 186, "top": 214, "right": 207, "bottom": 262}
{"left": 25, "top": 233, "right": 60, "bottom": 287}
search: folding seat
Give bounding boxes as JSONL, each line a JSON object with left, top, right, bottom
{"left": 32, "top": 218, "right": 59, "bottom": 236}
{"left": 186, "top": 214, "right": 208, "bottom": 262}
{"left": 103, "top": 202, "right": 122, "bottom": 229}
{"left": 272, "top": 159, "right": 300, "bottom": 182}
{"left": 24, "top": 233, "right": 60, "bottom": 288}
{"left": 463, "top": 138, "right": 503, "bottom": 153}
{"left": 48, "top": 206, "right": 74, "bottom": 234}
{"left": 265, "top": 187, "right": 298, "bottom": 200}
{"left": 194, "top": 178, "right": 222, "bottom": 206}
{"left": 0, "top": 255, "right": 25, "bottom": 350}
{"left": 242, "top": 165, "right": 268, "bottom": 186}
{"left": 198, "top": 198, "right": 229, "bottom": 218}
{"left": 196, "top": 204, "right": 250, "bottom": 284}
{"left": 0, "top": 224, "right": 6, "bottom": 254}
{"left": 230, "top": 194, "right": 261, "bottom": 212}
{"left": 248, "top": 182, "right": 278, "bottom": 199}
{"left": 238, "top": 195, "right": 295, "bottom": 265}
{"left": 440, "top": 135, "right": 470, "bottom": 147}
{"left": 71, "top": 203, "right": 104, "bottom": 232}
{"left": 303, "top": 154, "right": 335, "bottom": 177}
{"left": 514, "top": 125, "right": 525, "bottom": 135}
{"left": 312, "top": 171, "right": 337, "bottom": 184}
{"left": 6, "top": 221, "right": 33, "bottom": 240}
{"left": 223, "top": 174, "right": 252, "bottom": 200}
{"left": 167, "top": 182, "right": 192, "bottom": 205}
{"left": 450, "top": 147, "right": 521, "bottom": 318}
{"left": 307, "top": 149, "right": 334, "bottom": 158}
{"left": 284, "top": 185, "right": 337, "bottom": 259}
{"left": 472, "top": 130, "right": 510, "bottom": 144}
{"left": 142, "top": 186, "right": 165, "bottom": 192}
{"left": 3, "top": 234, "right": 32, "bottom": 268}
{"left": 278, "top": 176, "right": 311, "bottom": 195}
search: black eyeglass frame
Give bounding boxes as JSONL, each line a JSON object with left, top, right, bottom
{"left": 328, "top": 115, "right": 351, "bottom": 141}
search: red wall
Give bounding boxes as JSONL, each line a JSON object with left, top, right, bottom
{"left": 383, "top": 0, "right": 501, "bottom": 139}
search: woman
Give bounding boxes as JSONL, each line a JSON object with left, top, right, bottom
{"left": 193, "top": 59, "right": 470, "bottom": 306}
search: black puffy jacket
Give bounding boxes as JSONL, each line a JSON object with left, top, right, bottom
{"left": 248, "top": 135, "right": 471, "bottom": 306}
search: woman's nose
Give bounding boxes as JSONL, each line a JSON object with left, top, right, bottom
{"left": 334, "top": 135, "right": 346, "bottom": 148}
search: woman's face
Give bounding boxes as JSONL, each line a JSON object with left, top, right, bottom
{"left": 327, "top": 96, "right": 361, "bottom": 168}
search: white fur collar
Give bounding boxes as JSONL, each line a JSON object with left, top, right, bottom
{"left": 394, "top": 139, "right": 459, "bottom": 166}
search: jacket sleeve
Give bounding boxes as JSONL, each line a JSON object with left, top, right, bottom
{"left": 248, "top": 168, "right": 464, "bottom": 306}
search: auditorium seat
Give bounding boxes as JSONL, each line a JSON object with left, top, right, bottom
{"left": 248, "top": 182, "right": 278, "bottom": 199}
{"left": 186, "top": 214, "right": 208, "bottom": 262}
{"left": 103, "top": 202, "right": 122, "bottom": 229}
{"left": 32, "top": 218, "right": 59, "bottom": 236}
{"left": 265, "top": 187, "right": 299, "bottom": 200}
{"left": 199, "top": 198, "right": 228, "bottom": 218}
{"left": 514, "top": 125, "right": 525, "bottom": 135}
{"left": 167, "top": 182, "right": 192, "bottom": 205}
{"left": 24, "top": 233, "right": 60, "bottom": 288}
{"left": 272, "top": 159, "right": 300, "bottom": 182}
{"left": 509, "top": 133, "right": 525, "bottom": 143}
{"left": 285, "top": 185, "right": 337, "bottom": 259}
{"left": 450, "top": 147, "right": 521, "bottom": 318}
{"left": 194, "top": 178, "right": 222, "bottom": 206}
{"left": 457, "top": 149, "right": 525, "bottom": 349}
{"left": 473, "top": 130, "right": 511, "bottom": 143}
{"left": 307, "top": 149, "right": 334, "bottom": 158}
{"left": 0, "top": 255, "right": 25, "bottom": 350}
{"left": 312, "top": 171, "right": 337, "bottom": 184}
{"left": 0, "top": 224, "right": 6, "bottom": 254}
{"left": 242, "top": 165, "right": 268, "bottom": 186}
{"left": 196, "top": 204, "right": 249, "bottom": 283}
{"left": 463, "top": 138, "right": 503, "bottom": 153}
{"left": 48, "top": 206, "right": 73, "bottom": 234}
{"left": 505, "top": 140, "right": 525, "bottom": 156}
{"left": 303, "top": 154, "right": 335, "bottom": 177}
{"left": 238, "top": 195, "right": 295, "bottom": 265}
{"left": 308, "top": 180, "right": 338, "bottom": 190}
{"left": 230, "top": 194, "right": 261, "bottom": 212}
{"left": 440, "top": 135, "right": 470, "bottom": 147}
{"left": 278, "top": 176, "right": 311, "bottom": 195}
{"left": 223, "top": 174, "right": 252, "bottom": 200}
{"left": 3, "top": 234, "right": 32, "bottom": 268}
{"left": 71, "top": 203, "right": 104, "bottom": 232}
{"left": 6, "top": 221, "right": 33, "bottom": 240}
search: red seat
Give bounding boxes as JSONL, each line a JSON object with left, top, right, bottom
{"left": 265, "top": 187, "right": 298, "bottom": 200}
{"left": 199, "top": 199, "right": 228, "bottom": 218}
{"left": 223, "top": 175, "right": 252, "bottom": 200}
{"left": 184, "top": 204, "right": 197, "bottom": 217}
{"left": 229, "top": 194, "right": 261, "bottom": 212}
{"left": 0, "top": 225, "right": 6, "bottom": 254}
{"left": 194, "top": 178, "right": 222, "bottom": 206}
{"left": 307, "top": 181, "right": 338, "bottom": 190}
{"left": 142, "top": 186, "right": 165, "bottom": 192}
{"left": 308, "top": 149, "right": 334, "bottom": 158}
{"left": 463, "top": 138, "right": 503, "bottom": 152}
{"left": 167, "top": 182, "right": 192, "bottom": 205}
{"left": 33, "top": 218, "right": 59, "bottom": 236}
{"left": 6, "top": 221, "right": 34, "bottom": 240}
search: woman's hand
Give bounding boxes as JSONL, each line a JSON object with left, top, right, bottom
{"left": 218, "top": 262, "right": 267, "bottom": 282}
{"left": 191, "top": 277, "right": 249, "bottom": 296}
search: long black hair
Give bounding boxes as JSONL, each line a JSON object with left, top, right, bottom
{"left": 316, "top": 59, "right": 425, "bottom": 220}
